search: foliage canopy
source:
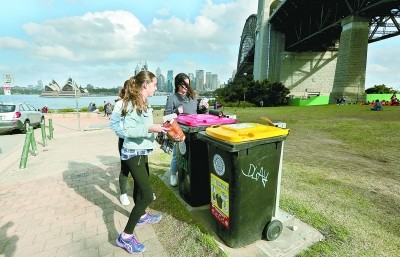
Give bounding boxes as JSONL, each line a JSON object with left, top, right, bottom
{"left": 214, "top": 75, "right": 290, "bottom": 106}
{"left": 365, "top": 84, "right": 397, "bottom": 94}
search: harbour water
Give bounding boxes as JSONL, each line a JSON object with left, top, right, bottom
{"left": 0, "top": 94, "right": 169, "bottom": 110}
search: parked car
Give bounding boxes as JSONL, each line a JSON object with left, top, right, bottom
{"left": 0, "top": 102, "right": 45, "bottom": 133}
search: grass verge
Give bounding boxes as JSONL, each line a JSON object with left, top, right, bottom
{"left": 133, "top": 105, "right": 399, "bottom": 257}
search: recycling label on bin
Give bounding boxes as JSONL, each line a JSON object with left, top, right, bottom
{"left": 213, "top": 154, "right": 225, "bottom": 176}
{"left": 211, "top": 173, "right": 230, "bottom": 228}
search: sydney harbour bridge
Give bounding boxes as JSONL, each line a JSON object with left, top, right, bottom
{"left": 236, "top": 0, "right": 400, "bottom": 103}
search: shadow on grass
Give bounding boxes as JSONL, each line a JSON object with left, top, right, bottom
{"left": 281, "top": 196, "right": 350, "bottom": 256}
{"left": 148, "top": 169, "right": 227, "bottom": 257}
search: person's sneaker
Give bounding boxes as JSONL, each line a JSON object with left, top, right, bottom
{"left": 119, "top": 194, "right": 130, "bottom": 206}
{"left": 116, "top": 233, "right": 145, "bottom": 254}
{"left": 170, "top": 174, "right": 178, "bottom": 187}
{"left": 137, "top": 213, "right": 162, "bottom": 226}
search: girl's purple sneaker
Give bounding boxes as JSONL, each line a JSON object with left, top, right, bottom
{"left": 116, "top": 233, "right": 145, "bottom": 254}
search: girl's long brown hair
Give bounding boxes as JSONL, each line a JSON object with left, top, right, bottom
{"left": 174, "top": 73, "right": 196, "bottom": 99}
{"left": 121, "top": 70, "right": 156, "bottom": 116}
{"left": 118, "top": 79, "right": 129, "bottom": 99}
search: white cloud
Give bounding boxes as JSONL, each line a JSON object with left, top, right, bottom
{"left": 0, "top": 37, "right": 29, "bottom": 49}
{"left": 157, "top": 7, "right": 170, "bottom": 16}
{"left": 0, "top": 0, "right": 259, "bottom": 87}
{"left": 20, "top": 10, "right": 146, "bottom": 64}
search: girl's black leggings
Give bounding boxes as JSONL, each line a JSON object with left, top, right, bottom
{"left": 123, "top": 155, "right": 154, "bottom": 234}
{"left": 118, "top": 138, "right": 149, "bottom": 202}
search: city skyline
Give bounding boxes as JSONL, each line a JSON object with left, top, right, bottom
{"left": 134, "top": 62, "right": 222, "bottom": 93}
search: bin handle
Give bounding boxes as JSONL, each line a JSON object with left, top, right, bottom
{"left": 261, "top": 117, "right": 274, "bottom": 126}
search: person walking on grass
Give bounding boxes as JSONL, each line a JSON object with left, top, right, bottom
{"left": 115, "top": 71, "right": 169, "bottom": 254}
{"left": 163, "top": 73, "right": 208, "bottom": 187}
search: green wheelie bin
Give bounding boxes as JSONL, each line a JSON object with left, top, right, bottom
{"left": 197, "top": 123, "right": 290, "bottom": 248}
{"left": 175, "top": 114, "right": 236, "bottom": 207}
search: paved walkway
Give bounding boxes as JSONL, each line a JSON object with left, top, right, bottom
{"left": 0, "top": 113, "right": 167, "bottom": 257}
{"left": 0, "top": 113, "right": 323, "bottom": 257}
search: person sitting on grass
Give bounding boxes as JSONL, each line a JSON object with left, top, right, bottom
{"left": 370, "top": 99, "right": 383, "bottom": 111}
{"left": 390, "top": 93, "right": 399, "bottom": 106}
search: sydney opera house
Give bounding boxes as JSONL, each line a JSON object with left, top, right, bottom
{"left": 40, "top": 78, "right": 89, "bottom": 97}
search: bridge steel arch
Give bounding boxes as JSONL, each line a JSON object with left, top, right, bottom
{"left": 236, "top": 14, "right": 257, "bottom": 77}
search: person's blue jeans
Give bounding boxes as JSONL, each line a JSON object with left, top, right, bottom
{"left": 170, "top": 144, "right": 178, "bottom": 175}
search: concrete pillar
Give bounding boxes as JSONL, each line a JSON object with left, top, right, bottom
{"left": 254, "top": 0, "right": 272, "bottom": 81}
{"left": 331, "top": 16, "right": 369, "bottom": 104}
{"left": 280, "top": 51, "right": 338, "bottom": 98}
{"left": 267, "top": 29, "right": 285, "bottom": 82}
{"left": 254, "top": 0, "right": 285, "bottom": 82}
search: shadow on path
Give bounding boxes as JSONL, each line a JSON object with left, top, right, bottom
{"left": 62, "top": 159, "right": 130, "bottom": 246}
{"left": 0, "top": 221, "right": 18, "bottom": 257}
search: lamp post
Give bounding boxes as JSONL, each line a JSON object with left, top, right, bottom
{"left": 75, "top": 89, "right": 80, "bottom": 131}
{"left": 243, "top": 73, "right": 247, "bottom": 109}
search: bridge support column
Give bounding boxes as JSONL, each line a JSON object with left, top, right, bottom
{"left": 331, "top": 16, "right": 369, "bottom": 104}
{"left": 254, "top": 0, "right": 285, "bottom": 82}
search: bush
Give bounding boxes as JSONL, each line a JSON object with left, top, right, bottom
{"left": 215, "top": 78, "right": 290, "bottom": 107}
{"left": 365, "top": 84, "right": 397, "bottom": 94}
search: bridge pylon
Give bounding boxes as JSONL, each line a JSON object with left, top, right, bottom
{"left": 330, "top": 16, "right": 370, "bottom": 104}
{"left": 254, "top": 0, "right": 284, "bottom": 82}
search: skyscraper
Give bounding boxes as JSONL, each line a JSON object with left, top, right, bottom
{"left": 157, "top": 74, "right": 166, "bottom": 92}
{"left": 212, "top": 74, "right": 218, "bottom": 90}
{"left": 37, "top": 80, "right": 44, "bottom": 90}
{"left": 167, "top": 70, "right": 174, "bottom": 93}
{"left": 188, "top": 73, "right": 195, "bottom": 86}
{"left": 135, "top": 65, "right": 141, "bottom": 76}
{"left": 134, "top": 62, "right": 149, "bottom": 76}
{"left": 205, "top": 72, "right": 212, "bottom": 91}
{"left": 195, "top": 70, "right": 204, "bottom": 92}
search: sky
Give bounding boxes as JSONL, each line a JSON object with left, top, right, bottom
{"left": 0, "top": 0, "right": 399, "bottom": 90}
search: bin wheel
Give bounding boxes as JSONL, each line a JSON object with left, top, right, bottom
{"left": 263, "top": 220, "right": 283, "bottom": 241}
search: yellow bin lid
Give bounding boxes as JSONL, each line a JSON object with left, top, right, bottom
{"left": 205, "top": 123, "right": 290, "bottom": 143}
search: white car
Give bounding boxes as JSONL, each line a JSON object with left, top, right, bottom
{"left": 0, "top": 102, "right": 45, "bottom": 133}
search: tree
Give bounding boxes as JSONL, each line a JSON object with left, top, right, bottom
{"left": 214, "top": 77, "right": 290, "bottom": 107}
{"left": 365, "top": 84, "right": 397, "bottom": 94}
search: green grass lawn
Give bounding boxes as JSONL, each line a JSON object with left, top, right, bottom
{"left": 148, "top": 104, "right": 400, "bottom": 257}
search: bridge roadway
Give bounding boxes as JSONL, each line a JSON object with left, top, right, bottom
{"left": 269, "top": 0, "right": 400, "bottom": 51}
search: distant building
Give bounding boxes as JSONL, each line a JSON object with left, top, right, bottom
{"left": 205, "top": 72, "right": 212, "bottom": 91}
{"left": 134, "top": 61, "right": 149, "bottom": 76}
{"left": 37, "top": 80, "right": 44, "bottom": 90}
{"left": 40, "top": 77, "right": 88, "bottom": 97}
{"left": 188, "top": 73, "right": 195, "bottom": 85}
{"left": 196, "top": 70, "right": 204, "bottom": 92}
{"left": 167, "top": 70, "right": 174, "bottom": 93}
{"left": 157, "top": 73, "right": 166, "bottom": 92}
{"left": 156, "top": 67, "right": 161, "bottom": 77}
{"left": 212, "top": 74, "right": 218, "bottom": 91}
{"left": 45, "top": 80, "right": 61, "bottom": 91}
